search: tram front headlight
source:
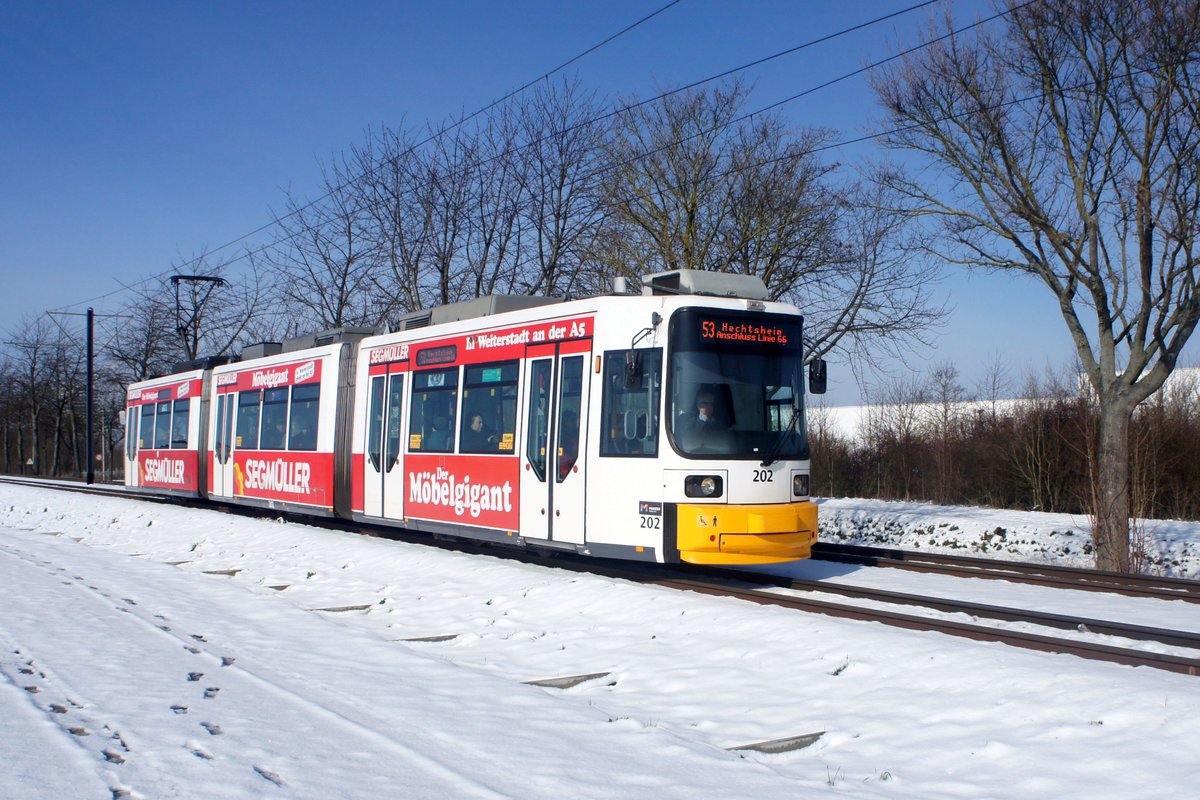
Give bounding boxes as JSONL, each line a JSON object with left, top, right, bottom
{"left": 793, "top": 473, "right": 810, "bottom": 497}
{"left": 685, "top": 475, "right": 723, "bottom": 498}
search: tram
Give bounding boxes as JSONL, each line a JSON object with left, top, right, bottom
{"left": 124, "top": 270, "right": 826, "bottom": 565}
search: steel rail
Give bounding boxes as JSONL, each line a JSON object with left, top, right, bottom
{"left": 689, "top": 565, "right": 1200, "bottom": 650}
{"left": 645, "top": 574, "right": 1200, "bottom": 676}
{"left": 813, "top": 541, "right": 1200, "bottom": 603}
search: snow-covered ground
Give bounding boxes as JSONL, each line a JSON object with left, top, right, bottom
{"left": 819, "top": 497, "right": 1200, "bottom": 579}
{"left": 1, "top": 483, "right": 1198, "bottom": 799}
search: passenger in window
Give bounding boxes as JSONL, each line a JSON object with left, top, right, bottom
{"left": 290, "top": 419, "right": 316, "bottom": 451}
{"left": 426, "top": 416, "right": 452, "bottom": 451}
{"left": 461, "top": 412, "right": 498, "bottom": 451}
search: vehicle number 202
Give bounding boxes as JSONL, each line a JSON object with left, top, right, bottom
{"left": 752, "top": 469, "right": 774, "bottom": 483}
{"left": 639, "top": 515, "right": 661, "bottom": 529}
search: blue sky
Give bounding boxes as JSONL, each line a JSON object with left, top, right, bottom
{"left": 1, "top": 0, "right": 1086, "bottom": 404}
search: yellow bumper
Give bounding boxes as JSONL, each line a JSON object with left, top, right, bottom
{"left": 676, "top": 501, "right": 818, "bottom": 564}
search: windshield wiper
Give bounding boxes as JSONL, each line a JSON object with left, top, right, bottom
{"left": 760, "top": 403, "right": 801, "bottom": 468}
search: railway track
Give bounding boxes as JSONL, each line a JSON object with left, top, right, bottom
{"left": 813, "top": 541, "right": 1200, "bottom": 603}
{"left": 4, "top": 475, "right": 1199, "bottom": 676}
{"left": 678, "top": 565, "right": 1200, "bottom": 676}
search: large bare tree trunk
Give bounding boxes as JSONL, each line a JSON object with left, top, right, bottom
{"left": 1093, "top": 402, "right": 1132, "bottom": 572}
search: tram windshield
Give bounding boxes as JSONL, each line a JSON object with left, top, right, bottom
{"left": 667, "top": 308, "right": 807, "bottom": 460}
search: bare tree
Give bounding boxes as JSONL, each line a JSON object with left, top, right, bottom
{"left": 0, "top": 355, "right": 15, "bottom": 473}
{"left": 258, "top": 157, "right": 393, "bottom": 331}
{"left": 106, "top": 291, "right": 183, "bottom": 383}
{"left": 108, "top": 252, "right": 266, "bottom": 378}
{"left": 926, "top": 361, "right": 966, "bottom": 502}
{"left": 461, "top": 104, "right": 527, "bottom": 298}
{"left": 354, "top": 126, "right": 439, "bottom": 317}
{"left": 872, "top": 0, "right": 1200, "bottom": 570}
{"left": 599, "top": 82, "right": 751, "bottom": 277}
{"left": 802, "top": 181, "right": 944, "bottom": 363}
{"left": 975, "top": 352, "right": 1013, "bottom": 421}
{"left": 600, "top": 81, "right": 943, "bottom": 362}
{"left": 5, "top": 316, "right": 70, "bottom": 475}
{"left": 418, "top": 123, "right": 476, "bottom": 306}
{"left": 516, "top": 78, "right": 608, "bottom": 297}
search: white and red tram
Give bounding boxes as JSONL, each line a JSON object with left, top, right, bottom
{"left": 124, "top": 271, "right": 825, "bottom": 565}
{"left": 124, "top": 367, "right": 211, "bottom": 496}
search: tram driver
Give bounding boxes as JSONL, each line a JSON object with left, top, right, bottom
{"left": 676, "top": 386, "right": 731, "bottom": 452}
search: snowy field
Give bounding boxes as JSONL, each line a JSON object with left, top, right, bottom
{"left": 819, "top": 497, "right": 1200, "bottom": 579}
{"left": 1, "top": 483, "right": 1198, "bottom": 799}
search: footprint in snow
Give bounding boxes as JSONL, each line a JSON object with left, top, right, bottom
{"left": 171, "top": 705, "right": 188, "bottom": 715}
{"left": 200, "top": 721, "right": 223, "bottom": 736}
{"left": 187, "top": 742, "right": 214, "bottom": 761}
{"left": 254, "top": 766, "right": 285, "bottom": 787}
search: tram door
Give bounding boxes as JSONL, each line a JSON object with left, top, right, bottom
{"left": 363, "top": 371, "right": 405, "bottom": 518}
{"left": 520, "top": 350, "right": 588, "bottom": 545}
{"left": 125, "top": 406, "right": 142, "bottom": 488}
{"left": 212, "top": 392, "right": 235, "bottom": 495}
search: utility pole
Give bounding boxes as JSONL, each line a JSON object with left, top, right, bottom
{"left": 47, "top": 308, "right": 125, "bottom": 484}
{"left": 86, "top": 307, "right": 94, "bottom": 484}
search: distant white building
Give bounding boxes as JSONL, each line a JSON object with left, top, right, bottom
{"left": 811, "top": 367, "right": 1200, "bottom": 442}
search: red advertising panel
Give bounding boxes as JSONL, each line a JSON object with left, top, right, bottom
{"left": 217, "top": 358, "right": 323, "bottom": 394}
{"left": 127, "top": 379, "right": 202, "bottom": 406}
{"left": 404, "top": 454, "right": 520, "bottom": 530}
{"left": 367, "top": 315, "right": 594, "bottom": 374}
{"left": 351, "top": 452, "right": 365, "bottom": 513}
{"left": 137, "top": 449, "right": 200, "bottom": 492}
{"left": 232, "top": 450, "right": 335, "bottom": 508}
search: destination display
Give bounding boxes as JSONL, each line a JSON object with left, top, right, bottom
{"left": 676, "top": 309, "right": 801, "bottom": 352}
{"left": 699, "top": 318, "right": 792, "bottom": 346}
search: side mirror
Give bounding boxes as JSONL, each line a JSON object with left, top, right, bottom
{"left": 623, "top": 351, "right": 644, "bottom": 389}
{"left": 808, "top": 359, "right": 827, "bottom": 395}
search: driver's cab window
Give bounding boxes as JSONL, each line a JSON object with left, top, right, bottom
{"left": 599, "top": 348, "right": 662, "bottom": 457}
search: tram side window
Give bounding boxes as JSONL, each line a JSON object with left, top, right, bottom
{"left": 138, "top": 404, "right": 154, "bottom": 450}
{"left": 128, "top": 406, "right": 145, "bottom": 459}
{"left": 126, "top": 408, "right": 137, "bottom": 460}
{"left": 221, "top": 395, "right": 235, "bottom": 460}
{"left": 385, "top": 375, "right": 404, "bottom": 469}
{"left": 170, "top": 399, "right": 190, "bottom": 449}
{"left": 599, "top": 348, "right": 662, "bottom": 457}
{"left": 367, "top": 376, "right": 385, "bottom": 471}
{"left": 409, "top": 368, "right": 458, "bottom": 453}
{"left": 153, "top": 401, "right": 172, "bottom": 449}
{"left": 236, "top": 390, "right": 261, "bottom": 450}
{"left": 259, "top": 387, "right": 289, "bottom": 450}
{"left": 460, "top": 360, "right": 518, "bottom": 453}
{"left": 288, "top": 384, "right": 320, "bottom": 451}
